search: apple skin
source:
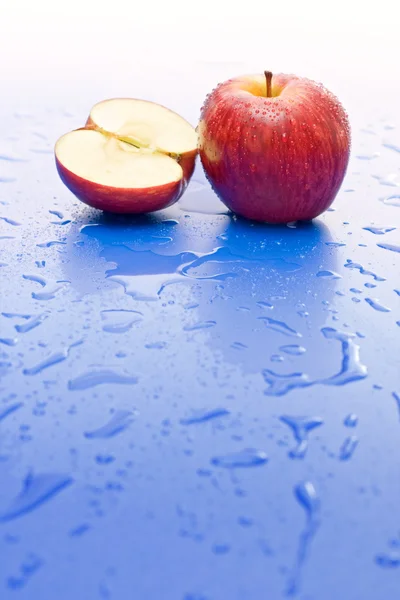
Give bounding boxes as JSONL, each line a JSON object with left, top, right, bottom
{"left": 198, "top": 73, "right": 351, "bottom": 223}
{"left": 55, "top": 154, "right": 185, "bottom": 214}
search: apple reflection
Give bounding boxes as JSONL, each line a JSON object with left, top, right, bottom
{"left": 62, "top": 207, "right": 338, "bottom": 378}
{"left": 180, "top": 216, "right": 339, "bottom": 377}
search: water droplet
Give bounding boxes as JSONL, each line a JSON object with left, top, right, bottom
{"left": 316, "top": 270, "right": 342, "bottom": 279}
{"left": 211, "top": 448, "right": 268, "bottom": 469}
{"left": 49, "top": 210, "right": 64, "bottom": 219}
{"left": 344, "top": 413, "right": 358, "bottom": 427}
{"left": 375, "top": 552, "right": 400, "bottom": 568}
{"left": 0, "top": 152, "right": 26, "bottom": 162}
{"left": 321, "top": 328, "right": 368, "bottom": 386}
{"left": 68, "top": 370, "right": 138, "bottom": 391}
{"left": 363, "top": 226, "right": 396, "bottom": 235}
{"left": 14, "top": 313, "right": 48, "bottom": 333}
{"left": 101, "top": 309, "right": 142, "bottom": 334}
{"left": 0, "top": 472, "right": 73, "bottom": 523}
{"left": 7, "top": 554, "right": 43, "bottom": 590}
{"left": 69, "top": 523, "right": 90, "bottom": 537}
{"left": 280, "top": 415, "right": 323, "bottom": 459}
{"left": 264, "top": 328, "right": 367, "bottom": 396}
{"left": 0, "top": 402, "right": 23, "bottom": 423}
{"left": 23, "top": 340, "right": 82, "bottom": 376}
{"left": 0, "top": 216, "right": 21, "bottom": 226}
{"left": 145, "top": 341, "right": 167, "bottom": 349}
{"left": 95, "top": 454, "right": 115, "bottom": 465}
{"left": 377, "top": 242, "right": 400, "bottom": 254}
{"left": 180, "top": 408, "right": 230, "bottom": 425}
{"left": 381, "top": 195, "right": 400, "bottom": 207}
{"left": 392, "top": 392, "right": 400, "bottom": 419}
{"left": 365, "top": 298, "right": 391, "bottom": 312}
{"left": 184, "top": 321, "right": 216, "bottom": 331}
{"left": 280, "top": 344, "right": 306, "bottom": 356}
{"left": 231, "top": 341, "right": 247, "bottom": 350}
{"left": 382, "top": 142, "right": 400, "bottom": 154}
{"left": 0, "top": 337, "right": 18, "bottom": 346}
{"left": 22, "top": 274, "right": 68, "bottom": 301}
{"left": 212, "top": 543, "right": 230, "bottom": 555}
{"left": 344, "top": 260, "right": 385, "bottom": 281}
{"left": 257, "top": 300, "right": 273, "bottom": 309}
{"left": 339, "top": 435, "right": 358, "bottom": 460}
{"left": 258, "top": 317, "right": 301, "bottom": 337}
{"left": 84, "top": 410, "right": 134, "bottom": 439}
{"left": 36, "top": 240, "right": 66, "bottom": 248}
{"left": 356, "top": 153, "right": 379, "bottom": 160}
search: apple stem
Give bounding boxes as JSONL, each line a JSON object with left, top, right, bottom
{"left": 264, "top": 71, "right": 272, "bottom": 98}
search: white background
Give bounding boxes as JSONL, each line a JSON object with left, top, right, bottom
{"left": 2, "top": 1, "right": 398, "bottom": 89}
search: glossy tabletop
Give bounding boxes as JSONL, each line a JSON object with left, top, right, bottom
{"left": 1, "top": 7, "right": 400, "bottom": 599}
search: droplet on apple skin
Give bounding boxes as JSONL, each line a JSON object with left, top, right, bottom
{"left": 197, "top": 72, "right": 350, "bottom": 224}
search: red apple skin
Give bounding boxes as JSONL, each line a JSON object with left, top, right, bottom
{"left": 55, "top": 155, "right": 185, "bottom": 214}
{"left": 198, "top": 73, "right": 351, "bottom": 223}
{"left": 177, "top": 149, "right": 197, "bottom": 183}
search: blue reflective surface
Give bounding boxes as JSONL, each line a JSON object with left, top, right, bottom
{"left": 1, "top": 60, "right": 400, "bottom": 600}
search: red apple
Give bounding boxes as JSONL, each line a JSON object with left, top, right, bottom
{"left": 55, "top": 99, "right": 198, "bottom": 214}
{"left": 198, "top": 71, "right": 350, "bottom": 223}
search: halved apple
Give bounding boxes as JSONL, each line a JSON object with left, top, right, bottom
{"left": 55, "top": 99, "right": 198, "bottom": 214}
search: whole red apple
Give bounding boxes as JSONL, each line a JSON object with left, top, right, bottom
{"left": 198, "top": 71, "right": 350, "bottom": 223}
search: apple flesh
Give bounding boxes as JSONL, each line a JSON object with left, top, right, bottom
{"left": 198, "top": 72, "right": 351, "bottom": 223}
{"left": 55, "top": 99, "right": 198, "bottom": 214}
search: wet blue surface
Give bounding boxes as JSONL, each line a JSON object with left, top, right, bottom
{"left": 1, "top": 62, "right": 400, "bottom": 600}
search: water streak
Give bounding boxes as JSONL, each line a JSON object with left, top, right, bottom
{"left": 344, "top": 260, "right": 385, "bottom": 281}
{"left": 0, "top": 402, "right": 24, "bottom": 422}
{"left": 339, "top": 436, "right": 359, "bottom": 460}
{"left": 264, "top": 328, "right": 367, "bottom": 396}
{"left": 101, "top": 309, "right": 143, "bottom": 334}
{"left": 36, "top": 240, "right": 66, "bottom": 248}
{"left": 0, "top": 216, "right": 21, "bottom": 226}
{"left": 0, "top": 472, "right": 73, "bottom": 522}
{"left": 392, "top": 393, "right": 400, "bottom": 419}
{"left": 0, "top": 337, "right": 18, "bottom": 346}
{"left": 180, "top": 408, "right": 230, "bottom": 425}
{"left": 49, "top": 210, "right": 64, "bottom": 219}
{"left": 23, "top": 341, "right": 82, "bottom": 376}
{"left": 84, "top": 410, "right": 134, "bottom": 439}
{"left": 68, "top": 370, "right": 138, "bottom": 390}
{"left": 286, "top": 481, "right": 320, "bottom": 596}
{"left": 365, "top": 298, "right": 391, "bottom": 312}
{"left": 259, "top": 317, "right": 301, "bottom": 338}
{"left": 383, "top": 142, "right": 400, "bottom": 154}
{"left": 280, "top": 345, "right": 306, "bottom": 356}
{"left": 184, "top": 321, "right": 216, "bottom": 331}
{"left": 377, "top": 242, "right": 400, "bottom": 254}
{"left": 363, "top": 226, "right": 396, "bottom": 235}
{"left": 316, "top": 270, "right": 341, "bottom": 279}
{"left": 15, "top": 313, "right": 48, "bottom": 333}
{"left": 211, "top": 448, "right": 268, "bottom": 469}
{"left": 381, "top": 195, "right": 400, "bottom": 207}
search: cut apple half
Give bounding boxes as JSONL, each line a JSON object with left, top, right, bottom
{"left": 55, "top": 98, "right": 198, "bottom": 214}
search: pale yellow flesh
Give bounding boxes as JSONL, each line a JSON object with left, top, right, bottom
{"left": 89, "top": 99, "right": 198, "bottom": 154}
{"left": 55, "top": 130, "right": 183, "bottom": 189}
